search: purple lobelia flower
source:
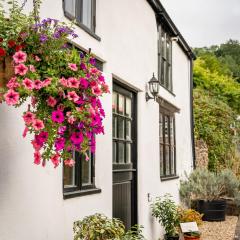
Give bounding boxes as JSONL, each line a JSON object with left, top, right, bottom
{"left": 39, "top": 34, "right": 48, "bottom": 43}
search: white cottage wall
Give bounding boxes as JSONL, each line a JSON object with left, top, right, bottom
{"left": 0, "top": 0, "right": 193, "bottom": 239}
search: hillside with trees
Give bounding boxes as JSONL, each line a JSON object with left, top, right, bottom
{"left": 193, "top": 40, "right": 240, "bottom": 172}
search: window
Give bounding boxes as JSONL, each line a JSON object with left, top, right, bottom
{"left": 158, "top": 25, "right": 172, "bottom": 91}
{"left": 63, "top": 152, "right": 101, "bottom": 198}
{"left": 112, "top": 86, "right": 133, "bottom": 164}
{"left": 160, "top": 107, "right": 176, "bottom": 178}
{"left": 63, "top": 0, "right": 96, "bottom": 32}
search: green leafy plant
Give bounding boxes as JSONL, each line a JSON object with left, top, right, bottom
{"left": 122, "top": 225, "right": 146, "bottom": 240}
{"left": 73, "top": 214, "right": 146, "bottom": 240}
{"left": 151, "top": 194, "right": 180, "bottom": 238}
{"left": 73, "top": 214, "right": 125, "bottom": 240}
{"left": 180, "top": 169, "right": 240, "bottom": 205}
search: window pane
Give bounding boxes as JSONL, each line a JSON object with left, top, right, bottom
{"left": 165, "top": 146, "right": 170, "bottom": 175}
{"left": 64, "top": 165, "right": 76, "bottom": 187}
{"left": 82, "top": 0, "right": 92, "bottom": 29}
{"left": 112, "top": 92, "right": 117, "bottom": 113}
{"left": 118, "top": 94, "right": 125, "bottom": 115}
{"left": 161, "top": 32, "right": 166, "bottom": 58}
{"left": 65, "top": 0, "right": 76, "bottom": 17}
{"left": 171, "top": 147, "right": 175, "bottom": 175}
{"left": 126, "top": 143, "right": 131, "bottom": 163}
{"left": 161, "top": 60, "right": 165, "bottom": 85}
{"left": 118, "top": 142, "right": 125, "bottom": 163}
{"left": 118, "top": 117, "right": 125, "bottom": 139}
{"left": 160, "top": 113, "right": 163, "bottom": 143}
{"left": 160, "top": 144, "right": 164, "bottom": 176}
{"left": 113, "top": 142, "right": 117, "bottom": 163}
{"left": 82, "top": 154, "right": 92, "bottom": 186}
{"left": 165, "top": 116, "right": 169, "bottom": 144}
{"left": 126, "top": 120, "right": 131, "bottom": 140}
{"left": 113, "top": 116, "right": 117, "bottom": 138}
{"left": 126, "top": 98, "right": 132, "bottom": 117}
{"left": 170, "top": 117, "right": 174, "bottom": 145}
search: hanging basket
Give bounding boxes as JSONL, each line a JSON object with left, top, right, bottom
{"left": 0, "top": 56, "right": 14, "bottom": 88}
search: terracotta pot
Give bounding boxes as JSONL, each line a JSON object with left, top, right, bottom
{"left": 0, "top": 56, "right": 14, "bottom": 88}
{"left": 184, "top": 236, "right": 200, "bottom": 240}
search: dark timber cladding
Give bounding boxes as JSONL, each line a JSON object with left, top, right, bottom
{"left": 146, "top": 0, "right": 196, "bottom": 60}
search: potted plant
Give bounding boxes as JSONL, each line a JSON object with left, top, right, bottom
{"left": 0, "top": 1, "right": 109, "bottom": 168}
{"left": 178, "top": 208, "right": 203, "bottom": 226}
{"left": 73, "top": 214, "right": 146, "bottom": 240}
{"left": 183, "top": 231, "right": 201, "bottom": 240}
{"left": 180, "top": 169, "right": 240, "bottom": 221}
{"left": 151, "top": 194, "right": 180, "bottom": 240}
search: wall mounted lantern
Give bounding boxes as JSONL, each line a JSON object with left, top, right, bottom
{"left": 146, "top": 73, "right": 159, "bottom": 102}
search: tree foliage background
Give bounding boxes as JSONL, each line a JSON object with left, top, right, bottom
{"left": 193, "top": 40, "right": 240, "bottom": 172}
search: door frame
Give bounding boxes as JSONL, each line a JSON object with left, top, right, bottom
{"left": 112, "top": 79, "right": 138, "bottom": 227}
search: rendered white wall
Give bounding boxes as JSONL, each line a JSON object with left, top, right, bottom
{"left": 0, "top": 0, "right": 193, "bottom": 240}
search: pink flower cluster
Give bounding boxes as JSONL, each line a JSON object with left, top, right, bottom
{"left": 2, "top": 50, "right": 109, "bottom": 168}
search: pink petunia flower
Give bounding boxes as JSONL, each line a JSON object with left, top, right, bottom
{"left": 22, "top": 127, "right": 29, "bottom": 138}
{"left": 14, "top": 64, "right": 28, "bottom": 76}
{"left": 32, "top": 119, "right": 45, "bottom": 131}
{"left": 4, "top": 89, "right": 20, "bottom": 105}
{"left": 23, "top": 78, "right": 34, "bottom": 90}
{"left": 35, "top": 131, "right": 48, "bottom": 146}
{"left": 31, "top": 139, "right": 41, "bottom": 151}
{"left": 59, "top": 77, "right": 68, "bottom": 87}
{"left": 51, "top": 110, "right": 64, "bottom": 123}
{"left": 34, "top": 151, "right": 41, "bottom": 165}
{"left": 34, "top": 80, "right": 43, "bottom": 90}
{"left": 102, "top": 83, "right": 110, "bottom": 93}
{"left": 42, "top": 78, "right": 52, "bottom": 87}
{"left": 68, "top": 63, "right": 78, "bottom": 71}
{"left": 6, "top": 77, "right": 20, "bottom": 89}
{"left": 47, "top": 96, "right": 57, "bottom": 107}
{"left": 54, "top": 137, "right": 65, "bottom": 151}
{"left": 67, "top": 91, "right": 79, "bottom": 103}
{"left": 51, "top": 153, "right": 60, "bottom": 168}
{"left": 80, "top": 78, "right": 89, "bottom": 89}
{"left": 23, "top": 111, "right": 36, "bottom": 125}
{"left": 35, "top": 55, "right": 41, "bottom": 62}
{"left": 66, "top": 111, "right": 76, "bottom": 124}
{"left": 70, "top": 132, "right": 83, "bottom": 145}
{"left": 68, "top": 77, "right": 79, "bottom": 88}
{"left": 92, "top": 86, "right": 102, "bottom": 96}
{"left": 29, "top": 65, "right": 36, "bottom": 72}
{"left": 64, "top": 159, "right": 75, "bottom": 167}
{"left": 57, "top": 104, "right": 65, "bottom": 111}
{"left": 13, "top": 51, "right": 27, "bottom": 64}
{"left": 31, "top": 96, "right": 37, "bottom": 108}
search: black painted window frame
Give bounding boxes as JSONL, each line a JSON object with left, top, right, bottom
{"left": 158, "top": 24, "right": 173, "bottom": 92}
{"left": 63, "top": 0, "right": 100, "bottom": 41}
{"left": 112, "top": 84, "right": 134, "bottom": 166}
{"left": 159, "top": 107, "right": 177, "bottom": 179}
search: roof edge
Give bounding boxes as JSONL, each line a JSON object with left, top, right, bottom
{"left": 146, "top": 0, "right": 196, "bottom": 60}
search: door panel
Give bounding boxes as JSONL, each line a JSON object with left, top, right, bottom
{"left": 112, "top": 83, "right": 137, "bottom": 230}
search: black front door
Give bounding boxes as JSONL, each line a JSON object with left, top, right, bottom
{"left": 112, "top": 82, "right": 137, "bottom": 230}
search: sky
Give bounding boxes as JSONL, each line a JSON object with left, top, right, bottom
{"left": 160, "top": 0, "right": 240, "bottom": 48}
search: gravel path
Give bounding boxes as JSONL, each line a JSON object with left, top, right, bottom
{"left": 199, "top": 216, "right": 238, "bottom": 240}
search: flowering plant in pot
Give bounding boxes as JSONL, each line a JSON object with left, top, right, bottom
{"left": 0, "top": 1, "right": 109, "bottom": 167}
